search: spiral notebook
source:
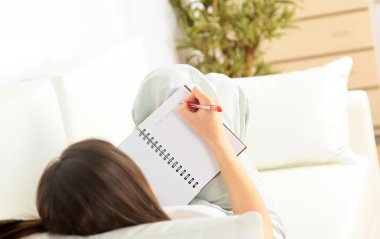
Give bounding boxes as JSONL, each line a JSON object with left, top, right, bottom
{"left": 119, "top": 86, "right": 246, "bottom": 206}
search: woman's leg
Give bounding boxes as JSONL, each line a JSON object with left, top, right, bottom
{"left": 132, "top": 64, "right": 285, "bottom": 238}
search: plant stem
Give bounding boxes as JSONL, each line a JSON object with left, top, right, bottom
{"left": 243, "top": 43, "right": 259, "bottom": 77}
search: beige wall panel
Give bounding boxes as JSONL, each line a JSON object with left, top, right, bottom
{"left": 263, "top": 11, "right": 374, "bottom": 62}
{"left": 296, "top": 0, "right": 370, "bottom": 19}
{"left": 375, "top": 127, "right": 380, "bottom": 136}
{"left": 367, "top": 88, "right": 380, "bottom": 127}
{"left": 272, "top": 50, "right": 380, "bottom": 90}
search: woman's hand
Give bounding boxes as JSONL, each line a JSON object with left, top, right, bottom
{"left": 179, "top": 86, "right": 274, "bottom": 239}
{"left": 178, "top": 87, "right": 226, "bottom": 147}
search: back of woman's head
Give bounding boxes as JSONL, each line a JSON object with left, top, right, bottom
{"left": 0, "top": 139, "right": 169, "bottom": 238}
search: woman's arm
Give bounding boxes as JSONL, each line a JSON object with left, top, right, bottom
{"left": 179, "top": 86, "right": 273, "bottom": 239}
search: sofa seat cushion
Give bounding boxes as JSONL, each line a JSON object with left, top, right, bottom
{"left": 260, "top": 155, "right": 379, "bottom": 239}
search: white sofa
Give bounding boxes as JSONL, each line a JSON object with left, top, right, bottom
{"left": 1, "top": 39, "right": 380, "bottom": 239}
{"left": 260, "top": 90, "right": 380, "bottom": 239}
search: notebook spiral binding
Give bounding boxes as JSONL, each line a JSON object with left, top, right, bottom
{"left": 138, "top": 128, "right": 199, "bottom": 189}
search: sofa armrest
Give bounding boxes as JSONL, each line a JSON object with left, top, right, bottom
{"left": 347, "top": 90, "right": 379, "bottom": 165}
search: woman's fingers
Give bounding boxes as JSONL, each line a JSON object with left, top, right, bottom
{"left": 182, "top": 91, "right": 198, "bottom": 112}
{"left": 182, "top": 86, "right": 213, "bottom": 113}
{"left": 191, "top": 87, "right": 213, "bottom": 104}
{"left": 179, "top": 87, "right": 208, "bottom": 124}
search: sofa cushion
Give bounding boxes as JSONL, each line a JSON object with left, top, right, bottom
{"left": 52, "top": 37, "right": 148, "bottom": 146}
{"left": 163, "top": 205, "right": 227, "bottom": 219}
{"left": 0, "top": 79, "right": 67, "bottom": 219}
{"left": 260, "top": 154, "right": 379, "bottom": 239}
{"left": 26, "top": 212, "right": 263, "bottom": 239}
{"left": 236, "top": 57, "right": 353, "bottom": 169}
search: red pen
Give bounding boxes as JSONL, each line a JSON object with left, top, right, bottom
{"left": 181, "top": 102, "right": 223, "bottom": 112}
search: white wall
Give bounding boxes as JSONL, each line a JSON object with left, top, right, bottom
{"left": 131, "top": 0, "right": 180, "bottom": 71}
{"left": 0, "top": 0, "right": 179, "bottom": 85}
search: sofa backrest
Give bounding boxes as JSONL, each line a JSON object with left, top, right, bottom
{"left": 347, "top": 91, "right": 379, "bottom": 163}
{"left": 51, "top": 38, "right": 148, "bottom": 146}
{"left": 0, "top": 79, "right": 67, "bottom": 219}
{"left": 0, "top": 37, "right": 150, "bottom": 220}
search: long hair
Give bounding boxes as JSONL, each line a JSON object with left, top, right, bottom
{"left": 0, "top": 139, "right": 169, "bottom": 238}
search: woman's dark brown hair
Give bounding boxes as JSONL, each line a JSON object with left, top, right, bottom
{"left": 0, "top": 139, "right": 169, "bottom": 238}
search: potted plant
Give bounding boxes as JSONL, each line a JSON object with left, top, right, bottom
{"left": 169, "top": 0, "right": 300, "bottom": 77}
